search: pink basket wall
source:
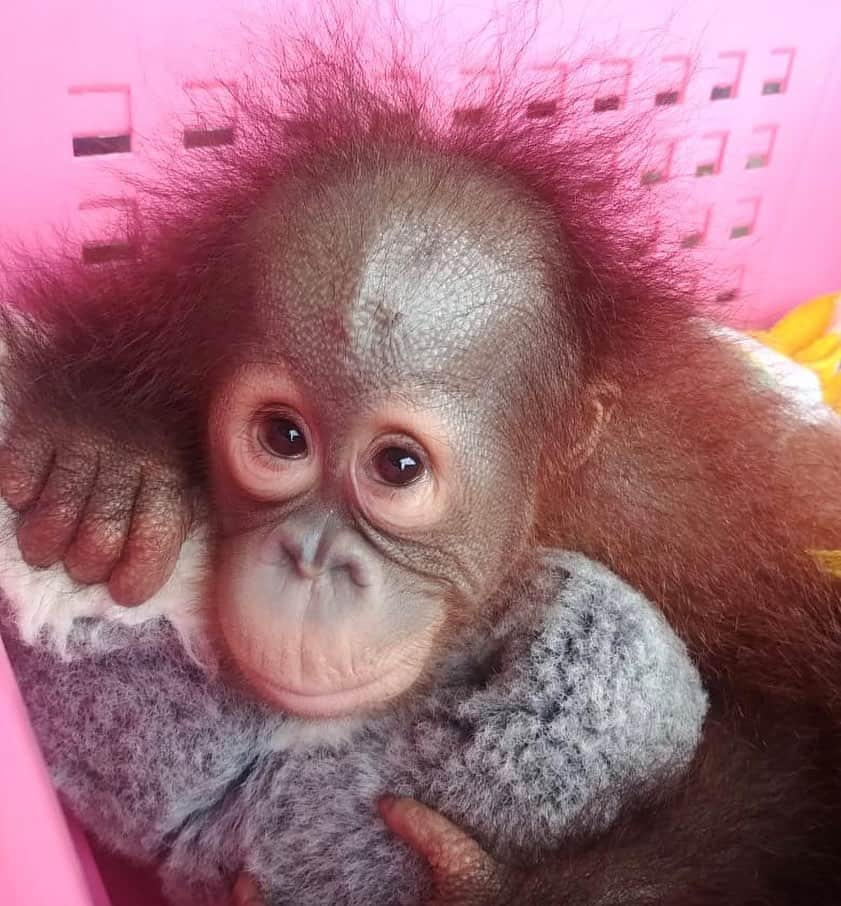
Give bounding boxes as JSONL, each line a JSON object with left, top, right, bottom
{"left": 2, "top": 1, "right": 841, "bottom": 326}
{"left": 1, "top": 3, "right": 841, "bottom": 906}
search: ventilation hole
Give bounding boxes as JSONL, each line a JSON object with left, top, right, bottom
{"left": 716, "top": 288, "right": 739, "bottom": 303}
{"left": 746, "top": 153, "right": 768, "bottom": 169}
{"left": 655, "top": 89, "right": 680, "bottom": 106}
{"left": 72, "top": 134, "right": 131, "bottom": 157}
{"left": 681, "top": 231, "right": 704, "bottom": 248}
{"left": 182, "top": 126, "right": 235, "bottom": 149}
{"left": 695, "top": 163, "right": 717, "bottom": 177}
{"left": 730, "top": 225, "right": 751, "bottom": 239}
{"left": 641, "top": 169, "right": 664, "bottom": 186}
{"left": 593, "top": 95, "right": 621, "bottom": 113}
{"left": 82, "top": 241, "right": 137, "bottom": 265}
{"left": 762, "top": 80, "right": 783, "bottom": 95}
{"left": 710, "top": 85, "right": 733, "bottom": 101}
{"left": 525, "top": 99, "right": 557, "bottom": 119}
{"left": 452, "top": 106, "right": 487, "bottom": 127}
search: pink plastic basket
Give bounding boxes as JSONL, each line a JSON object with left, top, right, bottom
{"left": 1, "top": 2, "right": 841, "bottom": 904}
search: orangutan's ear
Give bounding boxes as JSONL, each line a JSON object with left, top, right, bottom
{"left": 562, "top": 380, "right": 621, "bottom": 470}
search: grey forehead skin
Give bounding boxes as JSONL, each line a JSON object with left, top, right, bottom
{"left": 4, "top": 551, "right": 707, "bottom": 906}
{"left": 246, "top": 152, "right": 559, "bottom": 407}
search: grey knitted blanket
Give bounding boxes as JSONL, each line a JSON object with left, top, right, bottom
{"left": 2, "top": 550, "right": 707, "bottom": 906}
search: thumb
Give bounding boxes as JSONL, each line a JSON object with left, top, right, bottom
{"left": 379, "top": 797, "right": 502, "bottom": 896}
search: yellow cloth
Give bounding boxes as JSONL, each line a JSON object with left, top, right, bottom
{"left": 810, "top": 549, "right": 841, "bottom": 577}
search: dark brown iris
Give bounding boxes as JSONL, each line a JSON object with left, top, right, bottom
{"left": 261, "top": 416, "right": 308, "bottom": 458}
{"left": 374, "top": 447, "right": 423, "bottom": 486}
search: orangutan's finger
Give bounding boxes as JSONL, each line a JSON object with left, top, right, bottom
{"left": 0, "top": 432, "right": 55, "bottom": 511}
{"left": 64, "top": 460, "right": 139, "bottom": 586}
{"left": 16, "top": 446, "right": 97, "bottom": 567}
{"left": 107, "top": 474, "right": 192, "bottom": 607}
{"left": 380, "top": 796, "right": 507, "bottom": 902}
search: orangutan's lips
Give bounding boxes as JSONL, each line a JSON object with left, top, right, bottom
{"left": 234, "top": 656, "right": 418, "bottom": 719}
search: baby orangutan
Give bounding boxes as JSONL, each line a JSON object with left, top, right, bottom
{"left": 2, "top": 23, "right": 841, "bottom": 906}
{"left": 0, "top": 131, "right": 707, "bottom": 906}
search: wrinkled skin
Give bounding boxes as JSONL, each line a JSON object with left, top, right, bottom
{"left": 204, "top": 160, "right": 563, "bottom": 716}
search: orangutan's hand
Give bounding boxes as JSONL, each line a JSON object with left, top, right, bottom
{"left": 379, "top": 797, "right": 529, "bottom": 906}
{"left": 0, "top": 417, "right": 192, "bottom": 606}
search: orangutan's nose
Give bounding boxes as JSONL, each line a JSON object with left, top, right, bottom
{"left": 274, "top": 515, "right": 371, "bottom": 587}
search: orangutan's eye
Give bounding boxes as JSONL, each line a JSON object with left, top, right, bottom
{"left": 353, "top": 427, "right": 446, "bottom": 533}
{"left": 259, "top": 416, "right": 308, "bottom": 459}
{"left": 373, "top": 446, "right": 425, "bottom": 486}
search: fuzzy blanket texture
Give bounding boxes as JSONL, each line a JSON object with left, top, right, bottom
{"left": 1, "top": 526, "right": 707, "bottom": 906}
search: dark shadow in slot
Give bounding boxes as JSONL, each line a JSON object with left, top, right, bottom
{"left": 183, "top": 127, "right": 235, "bottom": 149}
{"left": 82, "top": 242, "right": 137, "bottom": 265}
{"left": 73, "top": 134, "right": 131, "bottom": 157}
{"left": 593, "top": 95, "right": 620, "bottom": 113}
{"left": 681, "top": 232, "right": 704, "bottom": 249}
{"left": 525, "top": 99, "right": 557, "bottom": 119}
{"left": 655, "top": 90, "right": 679, "bottom": 106}
{"left": 453, "top": 107, "right": 487, "bottom": 126}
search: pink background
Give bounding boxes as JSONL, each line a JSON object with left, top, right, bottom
{"left": 1, "top": 2, "right": 841, "bottom": 904}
